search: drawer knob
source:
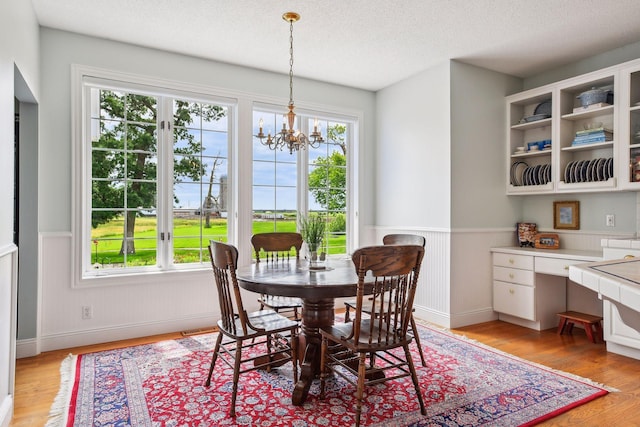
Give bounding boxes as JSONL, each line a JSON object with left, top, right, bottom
{"left": 564, "top": 266, "right": 569, "bottom": 270}
{"left": 508, "top": 258, "right": 515, "bottom": 264}
{"left": 509, "top": 273, "right": 515, "bottom": 279}
{"left": 509, "top": 289, "right": 515, "bottom": 294}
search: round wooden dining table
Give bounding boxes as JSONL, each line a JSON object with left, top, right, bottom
{"left": 235, "top": 258, "right": 373, "bottom": 406}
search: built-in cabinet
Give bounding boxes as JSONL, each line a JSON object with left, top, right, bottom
{"left": 491, "top": 247, "right": 602, "bottom": 330}
{"left": 506, "top": 58, "right": 640, "bottom": 194}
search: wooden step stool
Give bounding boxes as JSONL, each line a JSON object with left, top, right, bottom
{"left": 557, "top": 311, "right": 603, "bottom": 343}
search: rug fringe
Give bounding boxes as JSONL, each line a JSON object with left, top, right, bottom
{"left": 45, "top": 354, "right": 77, "bottom": 427}
{"left": 413, "top": 318, "right": 620, "bottom": 393}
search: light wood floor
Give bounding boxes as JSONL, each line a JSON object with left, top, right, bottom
{"left": 9, "top": 320, "right": 640, "bottom": 426}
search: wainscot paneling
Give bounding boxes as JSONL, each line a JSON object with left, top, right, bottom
{"left": 32, "top": 233, "right": 238, "bottom": 354}
{"left": 366, "top": 226, "right": 634, "bottom": 329}
{"left": 367, "top": 226, "right": 453, "bottom": 327}
{"left": 0, "top": 244, "right": 18, "bottom": 427}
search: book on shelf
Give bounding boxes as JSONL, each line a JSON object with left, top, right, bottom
{"left": 572, "top": 129, "right": 613, "bottom": 146}
{"left": 575, "top": 127, "right": 613, "bottom": 136}
{"left": 572, "top": 135, "right": 613, "bottom": 146}
{"left": 572, "top": 102, "right": 611, "bottom": 113}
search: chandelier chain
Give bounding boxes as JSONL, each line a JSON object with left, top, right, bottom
{"left": 289, "top": 18, "right": 294, "bottom": 106}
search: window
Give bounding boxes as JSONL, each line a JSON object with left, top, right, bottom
{"left": 81, "top": 76, "right": 233, "bottom": 277}
{"left": 307, "top": 119, "right": 348, "bottom": 255}
{"left": 74, "top": 67, "right": 360, "bottom": 282}
{"left": 252, "top": 108, "right": 350, "bottom": 256}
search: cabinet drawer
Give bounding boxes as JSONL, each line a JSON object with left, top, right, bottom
{"left": 493, "top": 266, "right": 534, "bottom": 286}
{"left": 603, "top": 247, "right": 640, "bottom": 261}
{"left": 493, "top": 280, "right": 535, "bottom": 321}
{"left": 493, "top": 253, "right": 533, "bottom": 270}
{"left": 535, "top": 257, "right": 581, "bottom": 277}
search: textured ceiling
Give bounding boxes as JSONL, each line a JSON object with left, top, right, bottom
{"left": 32, "top": 0, "right": 640, "bottom": 91}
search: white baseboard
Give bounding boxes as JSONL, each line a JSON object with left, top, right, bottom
{"left": 414, "top": 306, "right": 498, "bottom": 329}
{"left": 0, "top": 395, "right": 13, "bottom": 427}
{"left": 39, "top": 315, "right": 215, "bottom": 352}
{"left": 450, "top": 308, "right": 498, "bottom": 328}
{"left": 497, "top": 313, "right": 545, "bottom": 331}
{"left": 16, "top": 338, "right": 38, "bottom": 359}
{"left": 414, "top": 305, "right": 451, "bottom": 329}
{"left": 606, "top": 341, "right": 640, "bottom": 361}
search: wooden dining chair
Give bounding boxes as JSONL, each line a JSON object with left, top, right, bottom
{"left": 320, "top": 245, "right": 427, "bottom": 427}
{"left": 344, "top": 233, "right": 427, "bottom": 366}
{"left": 205, "top": 240, "right": 299, "bottom": 417}
{"left": 251, "top": 232, "right": 304, "bottom": 320}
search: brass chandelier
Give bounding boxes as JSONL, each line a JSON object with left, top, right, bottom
{"left": 256, "top": 12, "right": 323, "bottom": 154}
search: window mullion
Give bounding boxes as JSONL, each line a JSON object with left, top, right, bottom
{"left": 297, "top": 115, "right": 309, "bottom": 217}
{"left": 158, "top": 97, "right": 174, "bottom": 268}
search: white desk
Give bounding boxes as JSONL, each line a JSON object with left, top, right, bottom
{"left": 491, "top": 247, "right": 602, "bottom": 330}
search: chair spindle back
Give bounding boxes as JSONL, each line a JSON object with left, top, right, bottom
{"left": 208, "top": 240, "right": 250, "bottom": 335}
{"left": 251, "top": 232, "right": 303, "bottom": 264}
{"left": 351, "top": 245, "right": 424, "bottom": 345}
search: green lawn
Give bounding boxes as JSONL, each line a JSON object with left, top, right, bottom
{"left": 91, "top": 216, "right": 345, "bottom": 267}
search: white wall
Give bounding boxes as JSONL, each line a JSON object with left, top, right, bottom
{"left": 375, "top": 61, "right": 452, "bottom": 229}
{"left": 450, "top": 61, "right": 522, "bottom": 228}
{"left": 0, "top": 1, "right": 40, "bottom": 426}
{"left": 448, "top": 62, "right": 523, "bottom": 326}
{"left": 374, "top": 60, "right": 523, "bottom": 327}
{"left": 32, "top": 28, "right": 376, "bottom": 353}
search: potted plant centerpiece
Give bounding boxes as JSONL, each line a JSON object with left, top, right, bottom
{"left": 299, "top": 213, "right": 326, "bottom": 269}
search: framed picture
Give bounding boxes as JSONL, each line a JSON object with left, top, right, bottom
{"left": 554, "top": 201, "right": 580, "bottom": 230}
{"left": 534, "top": 233, "right": 560, "bottom": 249}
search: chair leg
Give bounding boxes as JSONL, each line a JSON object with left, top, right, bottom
{"left": 355, "top": 352, "right": 367, "bottom": 427}
{"left": 410, "top": 315, "right": 427, "bottom": 367}
{"left": 344, "top": 305, "right": 351, "bottom": 323}
{"left": 265, "top": 333, "right": 273, "bottom": 373}
{"left": 230, "top": 341, "right": 243, "bottom": 417}
{"left": 291, "top": 330, "right": 299, "bottom": 383}
{"left": 205, "top": 333, "right": 223, "bottom": 386}
{"left": 319, "top": 336, "right": 328, "bottom": 399}
{"left": 404, "top": 344, "right": 426, "bottom": 415}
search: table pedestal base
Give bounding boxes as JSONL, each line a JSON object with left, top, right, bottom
{"left": 292, "top": 298, "right": 334, "bottom": 406}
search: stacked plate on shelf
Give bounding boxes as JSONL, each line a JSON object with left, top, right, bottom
{"left": 563, "top": 157, "right": 613, "bottom": 183}
{"left": 510, "top": 161, "right": 551, "bottom": 186}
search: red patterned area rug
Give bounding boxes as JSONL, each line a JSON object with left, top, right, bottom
{"left": 46, "top": 323, "right": 612, "bottom": 426}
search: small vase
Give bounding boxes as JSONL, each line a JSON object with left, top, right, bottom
{"left": 308, "top": 250, "right": 327, "bottom": 270}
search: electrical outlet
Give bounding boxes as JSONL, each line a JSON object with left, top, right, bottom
{"left": 82, "top": 305, "right": 93, "bottom": 320}
{"left": 606, "top": 214, "right": 615, "bottom": 227}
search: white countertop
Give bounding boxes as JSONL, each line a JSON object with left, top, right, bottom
{"left": 569, "top": 258, "right": 640, "bottom": 312}
{"left": 491, "top": 246, "right": 602, "bottom": 262}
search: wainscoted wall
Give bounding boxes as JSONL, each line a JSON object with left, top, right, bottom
{"left": 28, "top": 232, "right": 225, "bottom": 355}
{"left": 0, "top": 245, "right": 18, "bottom": 427}
{"left": 365, "top": 226, "right": 636, "bottom": 329}
{"left": 20, "top": 228, "right": 638, "bottom": 356}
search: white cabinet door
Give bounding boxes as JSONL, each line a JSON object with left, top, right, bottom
{"left": 493, "top": 280, "right": 535, "bottom": 321}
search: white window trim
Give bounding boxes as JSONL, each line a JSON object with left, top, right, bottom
{"left": 71, "top": 65, "right": 239, "bottom": 287}
{"left": 71, "top": 64, "right": 361, "bottom": 287}
{"left": 251, "top": 101, "right": 360, "bottom": 258}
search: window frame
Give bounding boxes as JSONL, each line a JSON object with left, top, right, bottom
{"left": 71, "top": 65, "right": 361, "bottom": 287}
{"left": 72, "top": 66, "right": 238, "bottom": 286}
{"left": 251, "top": 102, "right": 358, "bottom": 257}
